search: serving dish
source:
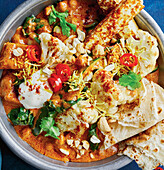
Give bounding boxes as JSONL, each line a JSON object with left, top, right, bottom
{"left": 0, "top": 0, "right": 164, "bottom": 169}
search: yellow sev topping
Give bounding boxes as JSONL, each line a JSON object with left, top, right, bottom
{"left": 13, "top": 62, "right": 40, "bottom": 81}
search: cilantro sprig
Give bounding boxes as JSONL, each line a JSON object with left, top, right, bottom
{"left": 33, "top": 99, "right": 81, "bottom": 138}
{"left": 119, "top": 71, "right": 142, "bottom": 90}
{"left": 40, "top": 117, "right": 60, "bottom": 139}
{"left": 49, "top": 5, "right": 76, "bottom": 37}
{"left": 32, "top": 101, "right": 62, "bottom": 136}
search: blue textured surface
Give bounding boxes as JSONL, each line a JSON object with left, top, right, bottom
{"left": 0, "top": 0, "right": 164, "bottom": 170}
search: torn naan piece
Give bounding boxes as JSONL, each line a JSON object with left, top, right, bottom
{"left": 98, "top": 78, "right": 164, "bottom": 149}
{"left": 0, "top": 42, "right": 30, "bottom": 69}
{"left": 85, "top": 0, "right": 144, "bottom": 50}
{"left": 118, "top": 120, "right": 164, "bottom": 170}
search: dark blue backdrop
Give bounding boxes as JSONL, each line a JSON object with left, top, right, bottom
{"left": 0, "top": 0, "right": 164, "bottom": 169}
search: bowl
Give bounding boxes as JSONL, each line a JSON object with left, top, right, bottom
{"left": 0, "top": 0, "right": 164, "bottom": 169}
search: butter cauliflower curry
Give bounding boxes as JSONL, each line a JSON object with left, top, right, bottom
{"left": 0, "top": 0, "right": 164, "bottom": 168}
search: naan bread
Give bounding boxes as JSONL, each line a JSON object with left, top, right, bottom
{"left": 85, "top": 0, "right": 144, "bottom": 50}
{"left": 98, "top": 78, "right": 164, "bottom": 149}
{"left": 118, "top": 120, "right": 164, "bottom": 170}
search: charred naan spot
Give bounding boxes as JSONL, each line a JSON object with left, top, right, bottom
{"left": 153, "top": 148, "right": 158, "bottom": 152}
{"left": 136, "top": 159, "right": 139, "bottom": 162}
{"left": 144, "top": 145, "right": 149, "bottom": 150}
{"left": 158, "top": 107, "right": 162, "bottom": 114}
{"left": 132, "top": 148, "right": 137, "bottom": 153}
{"left": 161, "top": 139, "right": 164, "bottom": 143}
{"left": 128, "top": 113, "right": 132, "bottom": 116}
{"left": 151, "top": 97, "right": 154, "bottom": 102}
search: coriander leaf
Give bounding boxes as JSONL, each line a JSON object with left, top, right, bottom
{"left": 52, "top": 5, "right": 69, "bottom": 18}
{"left": 40, "top": 117, "right": 60, "bottom": 139}
{"left": 45, "top": 126, "right": 60, "bottom": 139}
{"left": 32, "top": 107, "right": 49, "bottom": 136}
{"left": 49, "top": 5, "right": 76, "bottom": 37}
{"left": 59, "top": 17, "right": 71, "bottom": 37}
{"left": 66, "top": 22, "right": 77, "bottom": 32}
{"left": 40, "top": 117, "right": 54, "bottom": 131}
{"left": 88, "top": 122, "right": 100, "bottom": 151}
{"left": 119, "top": 71, "right": 141, "bottom": 90}
{"left": 90, "top": 143, "right": 99, "bottom": 151}
{"left": 33, "top": 100, "right": 64, "bottom": 136}
{"left": 49, "top": 11, "right": 57, "bottom": 25}
{"left": 89, "top": 122, "right": 97, "bottom": 137}
{"left": 8, "top": 107, "right": 34, "bottom": 126}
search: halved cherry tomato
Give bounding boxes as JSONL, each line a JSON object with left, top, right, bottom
{"left": 55, "top": 64, "right": 71, "bottom": 82}
{"left": 120, "top": 53, "right": 138, "bottom": 67}
{"left": 26, "top": 45, "right": 41, "bottom": 62}
{"left": 48, "top": 74, "right": 62, "bottom": 92}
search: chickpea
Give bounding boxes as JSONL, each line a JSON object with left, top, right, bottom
{"left": 59, "top": 1, "right": 68, "bottom": 12}
{"left": 69, "top": 0, "right": 77, "bottom": 8}
{"left": 44, "top": 6, "right": 52, "bottom": 16}
{"left": 75, "top": 55, "right": 88, "bottom": 67}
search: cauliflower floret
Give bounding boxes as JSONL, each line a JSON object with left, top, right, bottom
{"left": 39, "top": 33, "right": 75, "bottom": 65}
{"left": 125, "top": 30, "right": 159, "bottom": 77}
{"left": 56, "top": 100, "right": 99, "bottom": 135}
{"left": 91, "top": 69, "right": 138, "bottom": 115}
{"left": 56, "top": 108, "right": 87, "bottom": 135}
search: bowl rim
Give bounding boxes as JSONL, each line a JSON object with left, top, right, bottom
{"left": 0, "top": 0, "right": 164, "bottom": 169}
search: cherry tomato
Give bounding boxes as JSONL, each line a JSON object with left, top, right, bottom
{"left": 48, "top": 74, "right": 62, "bottom": 92}
{"left": 55, "top": 64, "right": 71, "bottom": 82}
{"left": 26, "top": 45, "right": 41, "bottom": 62}
{"left": 120, "top": 53, "right": 138, "bottom": 67}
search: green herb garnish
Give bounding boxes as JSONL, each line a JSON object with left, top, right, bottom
{"left": 49, "top": 5, "right": 77, "bottom": 37}
{"left": 33, "top": 98, "right": 81, "bottom": 137}
{"left": 8, "top": 107, "right": 34, "bottom": 126}
{"left": 23, "top": 15, "right": 36, "bottom": 30}
{"left": 35, "top": 24, "right": 44, "bottom": 30}
{"left": 119, "top": 71, "right": 142, "bottom": 90}
{"left": 88, "top": 122, "right": 100, "bottom": 151}
{"left": 40, "top": 117, "right": 60, "bottom": 139}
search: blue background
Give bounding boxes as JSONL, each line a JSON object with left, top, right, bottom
{"left": 0, "top": 0, "right": 164, "bottom": 169}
